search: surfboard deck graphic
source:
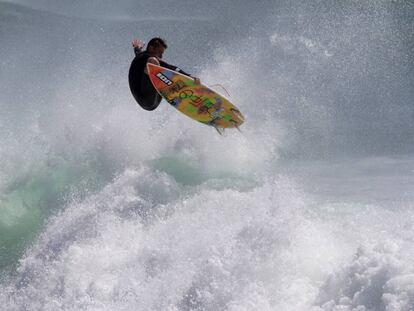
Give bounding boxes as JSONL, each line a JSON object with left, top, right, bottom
{"left": 147, "top": 63, "right": 244, "bottom": 130}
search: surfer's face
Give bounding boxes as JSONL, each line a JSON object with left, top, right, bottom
{"left": 149, "top": 45, "right": 166, "bottom": 59}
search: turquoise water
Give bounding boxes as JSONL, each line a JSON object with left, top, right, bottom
{"left": 0, "top": 158, "right": 107, "bottom": 278}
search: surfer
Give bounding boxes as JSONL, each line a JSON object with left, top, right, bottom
{"left": 129, "top": 37, "right": 200, "bottom": 111}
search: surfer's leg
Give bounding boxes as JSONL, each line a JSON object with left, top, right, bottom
{"left": 140, "top": 74, "right": 153, "bottom": 94}
{"left": 135, "top": 92, "right": 161, "bottom": 111}
{"left": 137, "top": 74, "right": 161, "bottom": 110}
{"left": 144, "top": 91, "right": 162, "bottom": 110}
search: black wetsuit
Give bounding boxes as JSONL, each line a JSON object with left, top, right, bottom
{"left": 128, "top": 47, "right": 191, "bottom": 111}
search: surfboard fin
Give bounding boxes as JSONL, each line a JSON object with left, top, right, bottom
{"left": 214, "top": 126, "right": 225, "bottom": 135}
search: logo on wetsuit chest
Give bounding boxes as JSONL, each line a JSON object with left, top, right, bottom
{"left": 156, "top": 72, "right": 173, "bottom": 86}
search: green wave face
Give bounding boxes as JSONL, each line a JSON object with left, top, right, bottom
{"left": 0, "top": 158, "right": 106, "bottom": 277}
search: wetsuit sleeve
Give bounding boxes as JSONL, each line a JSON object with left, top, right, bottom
{"left": 134, "top": 47, "right": 143, "bottom": 56}
{"left": 159, "top": 60, "right": 192, "bottom": 77}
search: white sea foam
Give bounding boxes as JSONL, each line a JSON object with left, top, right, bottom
{"left": 1, "top": 167, "right": 413, "bottom": 310}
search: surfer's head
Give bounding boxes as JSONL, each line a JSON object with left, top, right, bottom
{"left": 146, "top": 37, "right": 167, "bottom": 59}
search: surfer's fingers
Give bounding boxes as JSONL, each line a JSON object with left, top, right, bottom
{"left": 132, "top": 38, "right": 144, "bottom": 48}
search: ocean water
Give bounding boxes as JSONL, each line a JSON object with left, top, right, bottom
{"left": 0, "top": 1, "right": 413, "bottom": 310}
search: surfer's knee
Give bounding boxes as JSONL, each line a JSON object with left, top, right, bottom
{"left": 144, "top": 57, "right": 160, "bottom": 74}
{"left": 148, "top": 57, "right": 160, "bottom": 66}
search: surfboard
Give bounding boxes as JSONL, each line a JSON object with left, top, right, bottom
{"left": 147, "top": 63, "right": 244, "bottom": 131}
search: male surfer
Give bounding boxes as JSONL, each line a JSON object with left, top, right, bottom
{"left": 129, "top": 37, "right": 200, "bottom": 111}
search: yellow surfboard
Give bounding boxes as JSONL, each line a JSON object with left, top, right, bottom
{"left": 147, "top": 63, "right": 244, "bottom": 131}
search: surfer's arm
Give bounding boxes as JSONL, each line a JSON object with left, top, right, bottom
{"left": 159, "top": 61, "right": 191, "bottom": 77}
{"left": 173, "top": 66, "right": 201, "bottom": 84}
{"left": 132, "top": 38, "right": 145, "bottom": 56}
{"left": 159, "top": 60, "right": 200, "bottom": 84}
{"left": 134, "top": 47, "right": 142, "bottom": 56}
{"left": 174, "top": 67, "right": 191, "bottom": 77}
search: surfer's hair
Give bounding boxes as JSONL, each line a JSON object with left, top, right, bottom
{"left": 146, "top": 37, "right": 168, "bottom": 50}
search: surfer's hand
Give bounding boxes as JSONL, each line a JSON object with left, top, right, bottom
{"left": 193, "top": 77, "right": 201, "bottom": 85}
{"left": 132, "top": 38, "right": 145, "bottom": 49}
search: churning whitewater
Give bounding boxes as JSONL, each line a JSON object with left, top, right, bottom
{"left": 1, "top": 1, "right": 413, "bottom": 310}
